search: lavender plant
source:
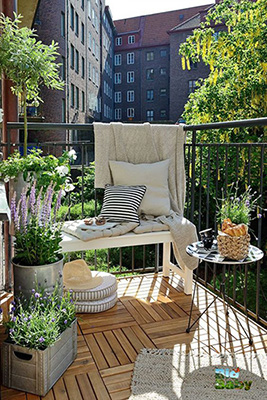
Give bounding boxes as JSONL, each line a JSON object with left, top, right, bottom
{"left": 11, "top": 181, "right": 65, "bottom": 266}
{"left": 3, "top": 284, "right": 76, "bottom": 350}
{"left": 217, "top": 183, "right": 261, "bottom": 226}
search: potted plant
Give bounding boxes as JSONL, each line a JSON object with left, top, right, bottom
{"left": 10, "top": 181, "right": 66, "bottom": 299}
{"left": 0, "top": 148, "right": 76, "bottom": 201}
{"left": 1, "top": 285, "right": 77, "bottom": 396}
{"left": 0, "top": 13, "right": 64, "bottom": 156}
{"left": 217, "top": 184, "right": 261, "bottom": 260}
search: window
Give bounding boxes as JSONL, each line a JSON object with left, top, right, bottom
{"left": 179, "top": 14, "right": 184, "bottom": 20}
{"left": 160, "top": 109, "right": 167, "bottom": 118}
{"left": 75, "top": 12, "right": 79, "bottom": 36}
{"left": 92, "top": 38, "right": 95, "bottom": 54}
{"left": 115, "top": 109, "right": 122, "bottom": 120}
{"left": 92, "top": 8, "right": 95, "bottom": 26}
{"left": 114, "top": 72, "right": 122, "bottom": 84}
{"left": 82, "top": 57, "right": 85, "bottom": 78}
{"left": 96, "top": 70, "right": 99, "bottom": 87}
{"left": 88, "top": 62, "right": 91, "bottom": 79}
{"left": 127, "top": 71, "right": 134, "bottom": 83}
{"left": 128, "top": 35, "right": 135, "bottom": 44}
{"left": 95, "top": 44, "right": 99, "bottom": 60}
{"left": 115, "top": 91, "right": 122, "bottom": 103}
{"left": 82, "top": 91, "right": 85, "bottom": 112}
{"left": 88, "top": 0, "right": 91, "bottom": 18}
{"left": 81, "top": 23, "right": 85, "bottom": 44}
{"left": 71, "top": 84, "right": 75, "bottom": 107}
{"left": 160, "top": 88, "right": 167, "bottom": 96}
{"left": 189, "top": 80, "right": 197, "bottom": 93}
{"left": 70, "top": 45, "right": 74, "bottom": 69}
{"left": 116, "top": 37, "right": 122, "bottom": 46}
{"left": 95, "top": 16, "right": 98, "bottom": 32}
{"left": 88, "top": 31, "right": 92, "bottom": 49}
{"left": 75, "top": 50, "right": 79, "bottom": 73}
{"left": 146, "top": 68, "right": 154, "bottom": 80}
{"left": 61, "top": 12, "right": 65, "bottom": 37}
{"left": 160, "top": 67, "right": 167, "bottom": 75}
{"left": 76, "top": 86, "right": 79, "bottom": 109}
{"left": 115, "top": 54, "right": 122, "bottom": 66}
{"left": 60, "top": 56, "right": 66, "bottom": 80}
{"left": 70, "top": 4, "right": 74, "bottom": 30}
{"left": 127, "top": 90, "right": 134, "bottom": 102}
{"left": 160, "top": 49, "right": 167, "bottom": 57}
{"left": 81, "top": 0, "right": 85, "bottom": 9}
{"left": 92, "top": 66, "right": 95, "bottom": 83}
{"left": 146, "top": 89, "right": 154, "bottom": 101}
{"left": 127, "top": 108, "right": 134, "bottom": 118}
{"left": 147, "top": 110, "right": 154, "bottom": 122}
{"left": 62, "top": 99, "right": 66, "bottom": 123}
{"left": 127, "top": 53, "right": 134, "bottom": 65}
{"left": 146, "top": 51, "right": 154, "bottom": 61}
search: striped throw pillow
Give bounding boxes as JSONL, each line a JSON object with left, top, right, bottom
{"left": 100, "top": 184, "right": 147, "bottom": 224}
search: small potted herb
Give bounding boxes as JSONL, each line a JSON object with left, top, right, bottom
{"left": 1, "top": 285, "right": 77, "bottom": 396}
{"left": 11, "top": 181, "right": 66, "bottom": 298}
{"left": 217, "top": 184, "right": 261, "bottom": 260}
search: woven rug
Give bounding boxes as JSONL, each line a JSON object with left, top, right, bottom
{"left": 129, "top": 349, "right": 267, "bottom": 400}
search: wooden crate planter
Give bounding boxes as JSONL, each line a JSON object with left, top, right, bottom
{"left": 1, "top": 319, "right": 77, "bottom": 396}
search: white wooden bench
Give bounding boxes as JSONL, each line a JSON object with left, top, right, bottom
{"left": 60, "top": 231, "right": 193, "bottom": 295}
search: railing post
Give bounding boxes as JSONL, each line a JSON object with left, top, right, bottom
{"left": 190, "top": 130, "right": 197, "bottom": 223}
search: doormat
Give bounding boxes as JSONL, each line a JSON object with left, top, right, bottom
{"left": 129, "top": 349, "right": 267, "bottom": 399}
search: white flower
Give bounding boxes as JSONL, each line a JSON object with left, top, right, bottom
{"left": 0, "top": 109, "right": 3, "bottom": 123}
{"left": 65, "top": 183, "right": 75, "bottom": 192}
{"left": 55, "top": 165, "right": 69, "bottom": 177}
{"left": 4, "top": 176, "right": 9, "bottom": 183}
{"left": 68, "top": 149, "right": 77, "bottom": 160}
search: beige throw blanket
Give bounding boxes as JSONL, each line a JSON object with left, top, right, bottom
{"left": 93, "top": 122, "right": 198, "bottom": 271}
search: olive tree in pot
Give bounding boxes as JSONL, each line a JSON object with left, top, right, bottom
{"left": 0, "top": 13, "right": 64, "bottom": 156}
{"left": 10, "top": 181, "right": 66, "bottom": 299}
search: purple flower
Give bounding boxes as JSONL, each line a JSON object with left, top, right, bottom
{"left": 0, "top": 308, "right": 2, "bottom": 314}
{"left": 23, "top": 317, "right": 28, "bottom": 321}
{"left": 51, "top": 318, "right": 55, "bottom": 322}
{"left": 10, "top": 193, "right": 20, "bottom": 231}
{"left": 11, "top": 301, "right": 16, "bottom": 305}
{"left": 257, "top": 213, "right": 262, "bottom": 219}
{"left": 35, "top": 292, "right": 40, "bottom": 299}
{"left": 32, "top": 288, "right": 35, "bottom": 293}
{"left": 39, "top": 336, "right": 45, "bottom": 343}
{"left": 9, "top": 328, "right": 14, "bottom": 334}
{"left": 20, "top": 189, "right": 28, "bottom": 233}
{"left": 54, "top": 189, "right": 63, "bottom": 222}
{"left": 64, "top": 320, "right": 68, "bottom": 324}
{"left": 245, "top": 200, "right": 250, "bottom": 206}
{"left": 62, "top": 308, "right": 66, "bottom": 313}
{"left": 11, "top": 306, "right": 16, "bottom": 312}
{"left": 29, "top": 181, "right": 36, "bottom": 216}
{"left": 11, "top": 316, "right": 16, "bottom": 322}
{"left": 28, "top": 315, "right": 32, "bottom": 320}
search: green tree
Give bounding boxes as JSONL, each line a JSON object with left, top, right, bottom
{"left": 0, "top": 13, "right": 64, "bottom": 156}
{"left": 179, "top": 0, "right": 267, "bottom": 127}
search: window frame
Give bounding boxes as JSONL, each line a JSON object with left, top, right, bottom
{"left": 81, "top": 22, "right": 85, "bottom": 44}
{"left": 116, "top": 37, "right": 122, "bottom": 46}
{"left": 127, "top": 108, "right": 134, "bottom": 118}
{"left": 146, "top": 51, "right": 154, "bottom": 61}
{"left": 114, "top": 54, "right": 122, "bottom": 66}
{"left": 115, "top": 91, "right": 122, "bottom": 103}
{"left": 128, "top": 35, "right": 135, "bottom": 44}
{"left": 75, "top": 12, "right": 79, "bottom": 36}
{"left": 75, "top": 49, "right": 79, "bottom": 73}
{"left": 127, "top": 71, "right": 135, "bottom": 83}
{"left": 61, "top": 12, "right": 65, "bottom": 37}
{"left": 146, "top": 68, "right": 154, "bottom": 80}
{"left": 114, "top": 72, "right": 122, "bottom": 84}
{"left": 127, "top": 90, "right": 134, "bottom": 102}
{"left": 70, "top": 84, "right": 75, "bottom": 108}
{"left": 70, "top": 44, "right": 74, "bottom": 69}
{"left": 146, "top": 89, "right": 154, "bottom": 101}
{"left": 115, "top": 108, "right": 122, "bottom": 120}
{"left": 70, "top": 4, "right": 74, "bottom": 30}
{"left": 127, "top": 52, "right": 134, "bottom": 65}
{"left": 146, "top": 110, "right": 154, "bottom": 122}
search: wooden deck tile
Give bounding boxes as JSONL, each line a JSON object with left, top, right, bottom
{"left": 1, "top": 272, "right": 267, "bottom": 400}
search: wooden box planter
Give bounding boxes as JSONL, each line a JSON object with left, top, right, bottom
{"left": 1, "top": 319, "right": 77, "bottom": 396}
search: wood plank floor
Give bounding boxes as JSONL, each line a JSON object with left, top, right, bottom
{"left": 1, "top": 272, "right": 267, "bottom": 400}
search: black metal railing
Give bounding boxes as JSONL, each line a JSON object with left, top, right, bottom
{"left": 1, "top": 117, "right": 267, "bottom": 326}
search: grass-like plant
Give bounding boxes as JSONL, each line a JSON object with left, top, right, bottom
{"left": 3, "top": 285, "right": 75, "bottom": 350}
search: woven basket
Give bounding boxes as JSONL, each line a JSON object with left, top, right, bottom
{"left": 217, "top": 233, "right": 250, "bottom": 261}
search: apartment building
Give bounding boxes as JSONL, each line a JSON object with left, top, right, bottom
{"left": 113, "top": 5, "right": 212, "bottom": 123}
{"left": 33, "top": 0, "right": 115, "bottom": 138}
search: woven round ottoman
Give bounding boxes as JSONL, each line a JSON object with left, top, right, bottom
{"left": 64, "top": 271, "right": 118, "bottom": 313}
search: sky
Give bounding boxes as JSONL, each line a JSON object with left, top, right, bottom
{"left": 105, "top": 0, "right": 214, "bottom": 21}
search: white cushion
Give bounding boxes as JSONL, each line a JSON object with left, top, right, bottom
{"left": 109, "top": 160, "right": 170, "bottom": 216}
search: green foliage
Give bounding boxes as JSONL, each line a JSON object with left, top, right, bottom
{"left": 70, "top": 164, "right": 96, "bottom": 204}
{"left": 58, "top": 201, "right": 101, "bottom": 220}
{"left": 3, "top": 284, "right": 76, "bottom": 350}
{"left": 0, "top": 148, "right": 75, "bottom": 195}
{"left": 0, "top": 13, "right": 64, "bottom": 155}
{"left": 179, "top": 0, "right": 267, "bottom": 125}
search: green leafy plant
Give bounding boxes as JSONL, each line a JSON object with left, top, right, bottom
{"left": 0, "top": 13, "right": 64, "bottom": 156}
{"left": 0, "top": 148, "right": 76, "bottom": 195}
{"left": 216, "top": 183, "right": 261, "bottom": 226}
{"left": 3, "top": 284, "right": 75, "bottom": 350}
{"left": 11, "top": 181, "right": 66, "bottom": 266}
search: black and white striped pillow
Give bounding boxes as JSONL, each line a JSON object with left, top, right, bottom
{"left": 100, "top": 184, "right": 147, "bottom": 224}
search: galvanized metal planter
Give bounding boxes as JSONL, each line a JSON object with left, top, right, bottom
{"left": 13, "top": 256, "right": 63, "bottom": 300}
{"left": 1, "top": 319, "right": 77, "bottom": 397}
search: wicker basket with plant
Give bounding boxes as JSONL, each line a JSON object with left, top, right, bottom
{"left": 217, "top": 184, "right": 261, "bottom": 261}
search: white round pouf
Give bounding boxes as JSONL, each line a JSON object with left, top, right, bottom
{"left": 66, "top": 271, "right": 117, "bottom": 301}
{"left": 75, "top": 292, "right": 118, "bottom": 313}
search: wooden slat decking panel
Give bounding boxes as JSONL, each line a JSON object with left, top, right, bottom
{"left": 1, "top": 272, "right": 267, "bottom": 400}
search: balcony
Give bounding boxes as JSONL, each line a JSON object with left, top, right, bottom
{"left": 0, "top": 118, "right": 266, "bottom": 399}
